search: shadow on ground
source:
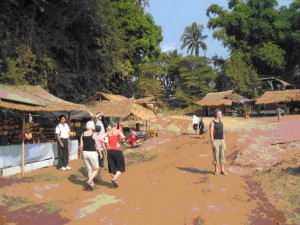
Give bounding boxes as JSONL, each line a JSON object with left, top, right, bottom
{"left": 176, "top": 167, "right": 212, "bottom": 175}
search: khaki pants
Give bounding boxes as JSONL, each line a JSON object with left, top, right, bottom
{"left": 213, "top": 139, "right": 226, "bottom": 164}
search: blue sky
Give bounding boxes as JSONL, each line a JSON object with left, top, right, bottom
{"left": 146, "top": 0, "right": 292, "bottom": 59}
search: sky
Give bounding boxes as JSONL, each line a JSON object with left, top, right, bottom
{"left": 146, "top": 0, "right": 292, "bottom": 59}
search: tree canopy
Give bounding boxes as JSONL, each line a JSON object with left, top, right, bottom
{"left": 207, "top": 0, "right": 300, "bottom": 85}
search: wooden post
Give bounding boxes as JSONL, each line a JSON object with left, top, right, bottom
{"left": 145, "top": 120, "right": 148, "bottom": 139}
{"left": 21, "top": 111, "right": 25, "bottom": 175}
{"left": 68, "top": 111, "right": 71, "bottom": 161}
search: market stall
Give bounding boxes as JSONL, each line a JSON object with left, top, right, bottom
{"left": 0, "top": 84, "right": 87, "bottom": 176}
{"left": 85, "top": 98, "right": 157, "bottom": 137}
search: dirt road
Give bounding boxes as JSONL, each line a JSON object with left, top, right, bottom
{"left": 0, "top": 115, "right": 299, "bottom": 225}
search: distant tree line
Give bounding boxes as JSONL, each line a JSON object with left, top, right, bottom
{"left": 0, "top": 0, "right": 299, "bottom": 107}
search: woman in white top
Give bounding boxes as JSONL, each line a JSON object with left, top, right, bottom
{"left": 192, "top": 115, "right": 199, "bottom": 135}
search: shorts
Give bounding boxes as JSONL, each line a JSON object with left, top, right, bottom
{"left": 193, "top": 124, "right": 198, "bottom": 130}
{"left": 212, "top": 139, "right": 226, "bottom": 164}
{"left": 83, "top": 151, "right": 99, "bottom": 170}
{"left": 107, "top": 150, "right": 125, "bottom": 174}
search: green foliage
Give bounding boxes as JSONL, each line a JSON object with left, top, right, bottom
{"left": 224, "top": 51, "right": 259, "bottom": 98}
{"left": 207, "top": 0, "right": 300, "bottom": 81}
{"left": 256, "top": 42, "right": 285, "bottom": 69}
{"left": 180, "top": 22, "right": 208, "bottom": 56}
{"left": 0, "top": 0, "right": 162, "bottom": 102}
{"left": 175, "top": 56, "right": 216, "bottom": 106}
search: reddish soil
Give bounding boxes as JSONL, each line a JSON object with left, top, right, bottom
{"left": 0, "top": 115, "right": 299, "bottom": 225}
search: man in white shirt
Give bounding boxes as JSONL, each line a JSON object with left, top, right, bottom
{"left": 55, "top": 115, "right": 71, "bottom": 171}
{"left": 95, "top": 112, "right": 105, "bottom": 136}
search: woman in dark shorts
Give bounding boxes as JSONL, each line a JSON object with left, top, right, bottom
{"left": 199, "top": 117, "right": 205, "bottom": 139}
{"left": 100, "top": 123, "right": 125, "bottom": 188}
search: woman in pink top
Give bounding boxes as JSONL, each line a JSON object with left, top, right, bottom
{"left": 100, "top": 122, "right": 125, "bottom": 188}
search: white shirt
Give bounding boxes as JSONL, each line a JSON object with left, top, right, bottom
{"left": 55, "top": 123, "right": 70, "bottom": 138}
{"left": 192, "top": 115, "right": 198, "bottom": 125}
{"left": 96, "top": 120, "right": 105, "bottom": 137}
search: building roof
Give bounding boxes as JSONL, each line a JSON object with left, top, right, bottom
{"left": 259, "top": 77, "right": 293, "bottom": 88}
{"left": 134, "top": 96, "right": 162, "bottom": 104}
{"left": 194, "top": 90, "right": 246, "bottom": 107}
{"left": 82, "top": 92, "right": 128, "bottom": 103}
{"left": 255, "top": 89, "right": 300, "bottom": 105}
{"left": 0, "top": 84, "right": 86, "bottom": 111}
{"left": 85, "top": 99, "right": 157, "bottom": 120}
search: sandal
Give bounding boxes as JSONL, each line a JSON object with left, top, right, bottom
{"left": 86, "top": 181, "right": 95, "bottom": 190}
{"left": 214, "top": 172, "right": 219, "bottom": 175}
{"left": 221, "top": 171, "right": 228, "bottom": 175}
{"left": 111, "top": 178, "right": 119, "bottom": 188}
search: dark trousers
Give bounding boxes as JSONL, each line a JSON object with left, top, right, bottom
{"left": 57, "top": 138, "right": 69, "bottom": 168}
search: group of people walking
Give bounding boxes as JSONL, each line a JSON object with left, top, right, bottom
{"left": 55, "top": 109, "right": 227, "bottom": 192}
{"left": 55, "top": 112, "right": 126, "bottom": 191}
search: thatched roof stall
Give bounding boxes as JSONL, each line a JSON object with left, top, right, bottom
{"left": 0, "top": 84, "right": 87, "bottom": 174}
{"left": 0, "top": 84, "right": 86, "bottom": 111}
{"left": 194, "top": 90, "right": 245, "bottom": 107}
{"left": 134, "top": 96, "right": 162, "bottom": 113}
{"left": 86, "top": 99, "right": 157, "bottom": 121}
{"left": 82, "top": 92, "right": 128, "bottom": 104}
{"left": 255, "top": 89, "right": 300, "bottom": 105}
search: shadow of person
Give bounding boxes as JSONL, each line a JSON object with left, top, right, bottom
{"left": 176, "top": 167, "right": 213, "bottom": 175}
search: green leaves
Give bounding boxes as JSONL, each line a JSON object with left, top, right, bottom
{"left": 180, "top": 22, "right": 208, "bottom": 57}
{"left": 207, "top": 0, "right": 300, "bottom": 82}
{"left": 256, "top": 42, "right": 286, "bottom": 70}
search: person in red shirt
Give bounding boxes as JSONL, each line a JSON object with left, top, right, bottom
{"left": 100, "top": 122, "right": 125, "bottom": 188}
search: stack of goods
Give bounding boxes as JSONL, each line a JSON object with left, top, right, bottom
{"left": 0, "top": 118, "right": 21, "bottom": 146}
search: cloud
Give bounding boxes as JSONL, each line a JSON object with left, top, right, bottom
{"left": 160, "top": 41, "right": 177, "bottom": 52}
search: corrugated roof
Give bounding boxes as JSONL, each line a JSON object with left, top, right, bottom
{"left": 194, "top": 90, "right": 245, "bottom": 107}
{"left": 86, "top": 99, "right": 157, "bottom": 120}
{"left": 255, "top": 89, "right": 300, "bottom": 104}
{"left": 0, "top": 84, "right": 86, "bottom": 111}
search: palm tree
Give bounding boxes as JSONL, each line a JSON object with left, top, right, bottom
{"left": 180, "top": 22, "right": 208, "bottom": 57}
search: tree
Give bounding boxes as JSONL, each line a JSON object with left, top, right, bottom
{"left": 207, "top": 0, "right": 300, "bottom": 82}
{"left": 0, "top": 0, "right": 163, "bottom": 102}
{"left": 223, "top": 51, "right": 259, "bottom": 98}
{"left": 175, "top": 56, "right": 216, "bottom": 106}
{"left": 180, "top": 22, "right": 208, "bottom": 57}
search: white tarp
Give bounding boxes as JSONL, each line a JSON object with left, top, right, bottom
{"left": 0, "top": 140, "right": 78, "bottom": 169}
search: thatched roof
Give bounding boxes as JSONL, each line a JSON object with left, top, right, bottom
{"left": 83, "top": 92, "right": 128, "bottom": 103}
{"left": 255, "top": 89, "right": 300, "bottom": 105}
{"left": 85, "top": 99, "right": 157, "bottom": 120}
{"left": 194, "top": 90, "right": 246, "bottom": 107}
{"left": 0, "top": 84, "right": 86, "bottom": 111}
{"left": 134, "top": 96, "right": 162, "bottom": 104}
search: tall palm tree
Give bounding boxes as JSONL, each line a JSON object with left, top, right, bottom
{"left": 180, "top": 22, "right": 208, "bottom": 57}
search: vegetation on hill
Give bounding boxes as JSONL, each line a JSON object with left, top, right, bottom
{"left": 0, "top": 0, "right": 299, "bottom": 106}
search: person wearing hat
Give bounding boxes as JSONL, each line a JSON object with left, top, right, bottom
{"left": 209, "top": 109, "right": 227, "bottom": 175}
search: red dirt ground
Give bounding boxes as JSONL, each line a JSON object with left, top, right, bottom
{"left": 0, "top": 114, "right": 299, "bottom": 225}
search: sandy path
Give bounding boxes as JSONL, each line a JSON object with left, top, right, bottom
{"left": 1, "top": 115, "right": 299, "bottom": 225}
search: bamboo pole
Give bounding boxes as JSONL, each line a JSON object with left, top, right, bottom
{"left": 21, "top": 111, "right": 25, "bottom": 175}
